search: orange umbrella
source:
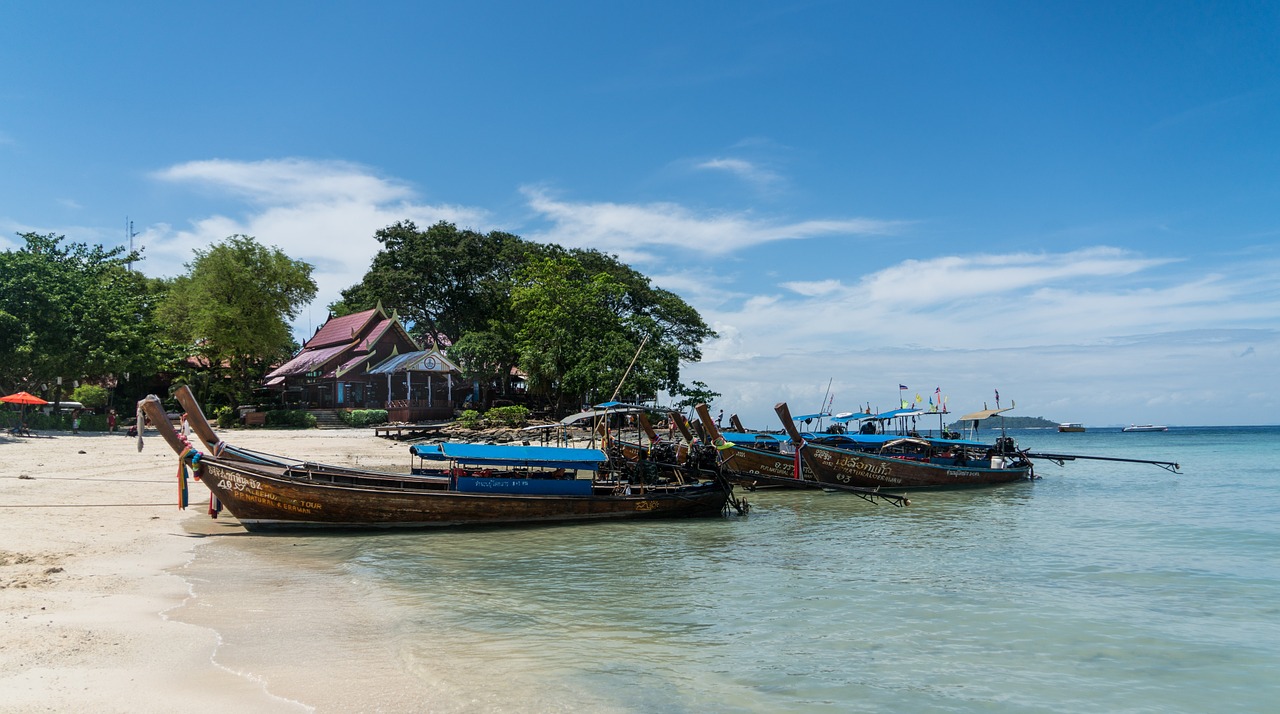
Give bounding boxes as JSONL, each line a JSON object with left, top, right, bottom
{"left": 1, "top": 391, "right": 49, "bottom": 405}
{"left": 2, "top": 391, "right": 49, "bottom": 430}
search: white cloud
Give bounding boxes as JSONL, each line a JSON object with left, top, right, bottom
{"left": 145, "top": 158, "right": 487, "bottom": 332}
{"left": 695, "top": 157, "right": 782, "bottom": 190}
{"left": 522, "top": 186, "right": 902, "bottom": 261}
{"left": 154, "top": 158, "right": 416, "bottom": 206}
{"left": 684, "top": 246, "right": 1280, "bottom": 426}
{"left": 683, "top": 328, "right": 1280, "bottom": 429}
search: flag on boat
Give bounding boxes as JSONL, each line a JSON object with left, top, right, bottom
{"left": 899, "top": 384, "right": 908, "bottom": 390}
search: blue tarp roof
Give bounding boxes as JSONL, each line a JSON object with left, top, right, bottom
{"left": 809, "top": 433, "right": 990, "bottom": 448}
{"left": 791, "top": 412, "right": 830, "bottom": 422}
{"left": 410, "top": 442, "right": 609, "bottom": 469}
{"left": 872, "top": 408, "right": 925, "bottom": 420}
{"left": 718, "top": 431, "right": 789, "bottom": 445}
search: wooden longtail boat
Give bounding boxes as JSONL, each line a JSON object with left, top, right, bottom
{"left": 695, "top": 403, "right": 910, "bottom": 505}
{"left": 775, "top": 402, "right": 1035, "bottom": 489}
{"left": 139, "top": 388, "right": 732, "bottom": 531}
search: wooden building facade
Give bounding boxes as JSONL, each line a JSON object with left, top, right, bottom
{"left": 263, "top": 306, "right": 464, "bottom": 419}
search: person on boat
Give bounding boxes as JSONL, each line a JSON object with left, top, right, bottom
{"left": 860, "top": 420, "right": 877, "bottom": 434}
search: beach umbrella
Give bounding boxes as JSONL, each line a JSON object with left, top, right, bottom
{"left": 1, "top": 391, "right": 49, "bottom": 405}
{"left": 1, "top": 391, "right": 48, "bottom": 427}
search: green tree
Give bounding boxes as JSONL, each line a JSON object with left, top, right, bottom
{"left": 338, "top": 220, "right": 539, "bottom": 343}
{"left": 448, "top": 322, "right": 519, "bottom": 409}
{"left": 159, "top": 235, "right": 316, "bottom": 406}
{"left": 0, "top": 233, "right": 165, "bottom": 400}
{"left": 337, "top": 222, "right": 716, "bottom": 415}
{"left": 72, "top": 383, "right": 110, "bottom": 409}
{"left": 671, "top": 380, "right": 721, "bottom": 412}
{"left": 513, "top": 256, "right": 652, "bottom": 412}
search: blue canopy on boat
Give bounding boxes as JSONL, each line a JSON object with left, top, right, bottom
{"left": 831, "top": 412, "right": 873, "bottom": 424}
{"left": 809, "top": 433, "right": 990, "bottom": 448}
{"left": 410, "top": 442, "right": 609, "bottom": 469}
{"left": 872, "top": 408, "right": 925, "bottom": 420}
{"left": 791, "top": 412, "right": 831, "bottom": 422}
{"left": 718, "top": 431, "right": 789, "bottom": 445}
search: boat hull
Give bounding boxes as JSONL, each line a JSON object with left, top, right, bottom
{"left": 198, "top": 459, "right": 729, "bottom": 531}
{"left": 799, "top": 442, "right": 1032, "bottom": 489}
{"left": 717, "top": 445, "right": 812, "bottom": 487}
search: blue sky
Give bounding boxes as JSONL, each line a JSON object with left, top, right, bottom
{"left": 3, "top": 1, "right": 1277, "bottom": 426}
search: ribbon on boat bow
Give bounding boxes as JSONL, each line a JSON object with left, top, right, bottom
{"left": 174, "top": 432, "right": 203, "bottom": 510}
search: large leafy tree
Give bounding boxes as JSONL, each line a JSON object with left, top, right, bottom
{"left": 512, "top": 256, "right": 630, "bottom": 411}
{"left": 338, "top": 221, "right": 535, "bottom": 343}
{"left": 159, "top": 235, "right": 316, "bottom": 406}
{"left": 338, "top": 221, "right": 716, "bottom": 415}
{"left": 0, "top": 233, "right": 165, "bottom": 399}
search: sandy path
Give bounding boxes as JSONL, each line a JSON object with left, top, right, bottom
{"left": 0, "top": 427, "right": 414, "bottom": 713}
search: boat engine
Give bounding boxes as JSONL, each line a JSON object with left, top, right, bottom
{"left": 994, "top": 436, "right": 1020, "bottom": 454}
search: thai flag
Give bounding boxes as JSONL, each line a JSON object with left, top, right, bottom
{"left": 899, "top": 384, "right": 908, "bottom": 390}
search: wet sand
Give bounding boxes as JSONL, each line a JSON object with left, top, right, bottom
{"left": 0, "top": 427, "right": 415, "bottom": 713}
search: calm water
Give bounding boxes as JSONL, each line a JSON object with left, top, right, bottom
{"left": 174, "top": 426, "right": 1280, "bottom": 712}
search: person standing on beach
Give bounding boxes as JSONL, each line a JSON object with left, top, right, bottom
{"left": 72, "top": 409, "right": 81, "bottom": 434}
{"left": 107, "top": 409, "right": 116, "bottom": 433}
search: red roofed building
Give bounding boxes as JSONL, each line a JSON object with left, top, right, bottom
{"left": 264, "top": 305, "right": 447, "bottom": 411}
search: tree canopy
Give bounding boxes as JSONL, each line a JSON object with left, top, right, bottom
{"left": 158, "top": 234, "right": 316, "bottom": 406}
{"left": 340, "top": 221, "right": 716, "bottom": 413}
{"left": 0, "top": 232, "right": 164, "bottom": 397}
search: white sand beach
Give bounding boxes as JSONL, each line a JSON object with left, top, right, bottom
{"left": 0, "top": 427, "right": 416, "bottom": 713}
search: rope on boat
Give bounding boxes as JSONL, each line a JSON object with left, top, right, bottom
{"left": 0, "top": 503, "right": 182, "bottom": 508}
{"left": 0, "top": 475, "right": 173, "bottom": 483}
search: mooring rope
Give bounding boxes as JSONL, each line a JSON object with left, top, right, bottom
{"left": 0, "top": 475, "right": 173, "bottom": 484}
{"left": 0, "top": 503, "right": 180, "bottom": 508}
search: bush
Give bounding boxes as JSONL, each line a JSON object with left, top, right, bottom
{"left": 485, "top": 405, "right": 530, "bottom": 428}
{"left": 214, "top": 406, "right": 236, "bottom": 429}
{"left": 456, "top": 409, "right": 483, "bottom": 429}
{"left": 342, "top": 409, "right": 388, "bottom": 428}
{"left": 72, "top": 384, "right": 110, "bottom": 409}
{"left": 264, "top": 409, "right": 317, "bottom": 428}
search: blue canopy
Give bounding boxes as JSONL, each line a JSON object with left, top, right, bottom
{"left": 410, "top": 442, "right": 609, "bottom": 470}
{"left": 791, "top": 412, "right": 831, "bottom": 422}
{"left": 872, "top": 408, "right": 925, "bottom": 420}
{"left": 809, "top": 433, "right": 989, "bottom": 449}
{"left": 831, "top": 412, "right": 873, "bottom": 424}
{"left": 718, "top": 431, "right": 790, "bottom": 445}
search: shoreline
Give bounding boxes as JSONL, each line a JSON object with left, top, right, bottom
{"left": 0, "top": 427, "right": 415, "bottom": 712}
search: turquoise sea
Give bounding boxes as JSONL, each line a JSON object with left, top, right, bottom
{"left": 174, "top": 426, "right": 1280, "bottom": 712}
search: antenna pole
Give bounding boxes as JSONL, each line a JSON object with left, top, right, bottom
{"left": 126, "top": 217, "right": 140, "bottom": 271}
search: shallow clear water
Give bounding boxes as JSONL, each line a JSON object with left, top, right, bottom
{"left": 176, "top": 426, "right": 1280, "bottom": 712}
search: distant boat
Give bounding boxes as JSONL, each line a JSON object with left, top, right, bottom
{"left": 1057, "top": 423, "right": 1086, "bottom": 432}
{"left": 1122, "top": 424, "right": 1168, "bottom": 432}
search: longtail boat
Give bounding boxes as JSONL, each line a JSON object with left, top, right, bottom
{"left": 695, "top": 403, "right": 910, "bottom": 505}
{"left": 775, "top": 401, "right": 1035, "bottom": 489}
{"left": 775, "top": 402, "right": 1182, "bottom": 489}
{"left": 138, "top": 388, "right": 732, "bottom": 531}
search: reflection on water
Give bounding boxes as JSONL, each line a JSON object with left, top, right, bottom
{"left": 174, "top": 427, "right": 1280, "bottom": 713}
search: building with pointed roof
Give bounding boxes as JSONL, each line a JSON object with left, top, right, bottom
{"left": 263, "top": 305, "right": 464, "bottom": 419}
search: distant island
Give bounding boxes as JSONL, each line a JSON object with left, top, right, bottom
{"left": 947, "top": 415, "right": 1059, "bottom": 429}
